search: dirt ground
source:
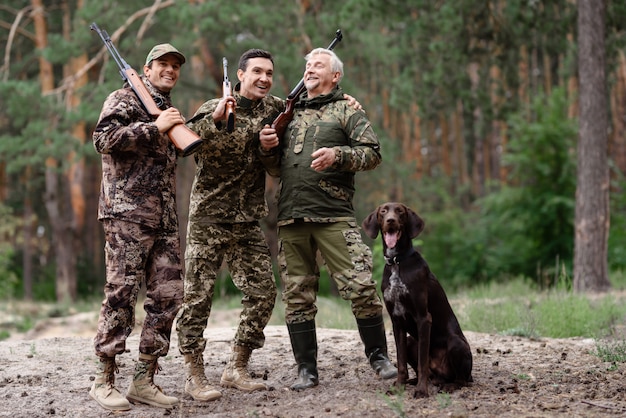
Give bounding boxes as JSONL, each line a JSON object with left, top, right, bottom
{"left": 1, "top": 309, "right": 626, "bottom": 418}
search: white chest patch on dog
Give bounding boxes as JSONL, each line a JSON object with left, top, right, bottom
{"left": 385, "top": 267, "right": 408, "bottom": 317}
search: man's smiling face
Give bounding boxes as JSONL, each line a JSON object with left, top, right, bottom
{"left": 303, "top": 52, "right": 339, "bottom": 98}
{"left": 144, "top": 54, "right": 182, "bottom": 93}
{"left": 237, "top": 57, "right": 274, "bottom": 100}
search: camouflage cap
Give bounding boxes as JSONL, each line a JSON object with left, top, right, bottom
{"left": 145, "top": 43, "right": 186, "bottom": 66}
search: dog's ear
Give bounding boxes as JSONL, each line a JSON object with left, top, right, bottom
{"left": 362, "top": 209, "right": 380, "bottom": 239}
{"left": 406, "top": 206, "right": 425, "bottom": 238}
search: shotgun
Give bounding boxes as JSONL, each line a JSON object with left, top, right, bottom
{"left": 222, "top": 57, "right": 235, "bottom": 132}
{"left": 270, "top": 29, "right": 343, "bottom": 139}
{"left": 90, "top": 22, "right": 202, "bottom": 157}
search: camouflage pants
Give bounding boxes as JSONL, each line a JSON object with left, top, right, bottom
{"left": 94, "top": 220, "right": 183, "bottom": 358}
{"left": 176, "top": 222, "right": 277, "bottom": 354}
{"left": 278, "top": 221, "right": 383, "bottom": 324}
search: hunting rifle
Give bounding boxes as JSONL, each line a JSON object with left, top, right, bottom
{"left": 90, "top": 22, "right": 202, "bottom": 157}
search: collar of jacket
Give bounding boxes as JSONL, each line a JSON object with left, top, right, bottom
{"left": 234, "top": 84, "right": 265, "bottom": 110}
{"left": 296, "top": 85, "right": 344, "bottom": 109}
{"left": 123, "top": 76, "right": 172, "bottom": 110}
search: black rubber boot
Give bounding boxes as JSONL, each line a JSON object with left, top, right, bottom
{"left": 287, "top": 320, "right": 319, "bottom": 391}
{"left": 356, "top": 316, "right": 398, "bottom": 380}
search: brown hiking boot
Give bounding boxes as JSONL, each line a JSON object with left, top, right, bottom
{"left": 220, "top": 345, "right": 266, "bottom": 392}
{"left": 183, "top": 353, "right": 222, "bottom": 401}
{"left": 89, "top": 356, "right": 131, "bottom": 411}
{"left": 126, "top": 353, "right": 178, "bottom": 409}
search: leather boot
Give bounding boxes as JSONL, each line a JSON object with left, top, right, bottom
{"left": 126, "top": 353, "right": 179, "bottom": 409}
{"left": 357, "top": 316, "right": 398, "bottom": 380}
{"left": 220, "top": 345, "right": 267, "bottom": 392}
{"left": 184, "top": 353, "right": 222, "bottom": 401}
{"left": 287, "top": 320, "right": 319, "bottom": 391}
{"left": 89, "top": 356, "right": 131, "bottom": 411}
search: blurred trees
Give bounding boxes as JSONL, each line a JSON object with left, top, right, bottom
{"left": 0, "top": 0, "right": 625, "bottom": 301}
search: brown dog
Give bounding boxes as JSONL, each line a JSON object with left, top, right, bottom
{"left": 362, "top": 202, "right": 473, "bottom": 398}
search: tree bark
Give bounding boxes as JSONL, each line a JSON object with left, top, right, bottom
{"left": 574, "top": 0, "right": 610, "bottom": 292}
{"left": 32, "top": 0, "right": 77, "bottom": 302}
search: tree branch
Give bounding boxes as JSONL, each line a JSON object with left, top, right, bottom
{"left": 47, "top": 0, "right": 175, "bottom": 96}
{"left": 136, "top": 0, "right": 166, "bottom": 44}
{"left": 1, "top": 5, "right": 34, "bottom": 82}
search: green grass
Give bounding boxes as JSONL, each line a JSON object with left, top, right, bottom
{"left": 594, "top": 339, "right": 626, "bottom": 363}
{"left": 452, "top": 277, "right": 626, "bottom": 339}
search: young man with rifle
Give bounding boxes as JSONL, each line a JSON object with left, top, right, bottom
{"left": 89, "top": 30, "right": 191, "bottom": 410}
{"left": 259, "top": 47, "right": 397, "bottom": 391}
{"left": 175, "top": 48, "right": 281, "bottom": 401}
{"left": 176, "top": 43, "right": 362, "bottom": 400}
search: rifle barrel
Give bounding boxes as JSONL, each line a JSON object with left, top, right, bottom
{"left": 90, "top": 22, "right": 129, "bottom": 77}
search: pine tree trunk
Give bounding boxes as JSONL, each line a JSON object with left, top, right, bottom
{"left": 33, "top": 0, "right": 77, "bottom": 302}
{"left": 574, "top": 0, "right": 610, "bottom": 292}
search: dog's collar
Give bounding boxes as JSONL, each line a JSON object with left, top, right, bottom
{"left": 384, "top": 247, "right": 416, "bottom": 265}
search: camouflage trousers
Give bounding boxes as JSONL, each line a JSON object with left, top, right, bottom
{"left": 278, "top": 220, "right": 383, "bottom": 324}
{"left": 94, "top": 220, "right": 183, "bottom": 358}
{"left": 176, "top": 221, "right": 277, "bottom": 354}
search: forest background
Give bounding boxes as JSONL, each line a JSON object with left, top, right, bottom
{"left": 1, "top": 0, "right": 625, "bottom": 304}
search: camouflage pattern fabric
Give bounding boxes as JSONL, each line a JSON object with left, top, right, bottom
{"left": 177, "top": 222, "right": 277, "bottom": 353}
{"left": 93, "top": 78, "right": 180, "bottom": 231}
{"left": 176, "top": 90, "right": 283, "bottom": 354}
{"left": 278, "top": 221, "right": 383, "bottom": 324}
{"left": 185, "top": 90, "right": 284, "bottom": 223}
{"left": 274, "top": 85, "right": 381, "bottom": 225}
{"left": 94, "top": 220, "right": 183, "bottom": 358}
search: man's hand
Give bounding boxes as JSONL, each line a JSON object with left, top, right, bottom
{"left": 212, "top": 96, "right": 237, "bottom": 124}
{"left": 154, "top": 107, "right": 185, "bottom": 133}
{"left": 311, "top": 147, "right": 336, "bottom": 171}
{"left": 343, "top": 94, "right": 362, "bottom": 111}
{"left": 260, "top": 124, "right": 280, "bottom": 151}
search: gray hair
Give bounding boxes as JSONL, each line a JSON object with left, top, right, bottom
{"left": 305, "top": 48, "right": 344, "bottom": 82}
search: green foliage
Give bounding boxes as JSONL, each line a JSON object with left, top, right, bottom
{"left": 0, "top": 81, "right": 88, "bottom": 174}
{"left": 608, "top": 170, "right": 626, "bottom": 271}
{"left": 1, "top": 1, "right": 625, "bottom": 302}
{"left": 0, "top": 204, "right": 20, "bottom": 299}
{"left": 413, "top": 199, "right": 488, "bottom": 288}
{"left": 475, "top": 87, "right": 577, "bottom": 285}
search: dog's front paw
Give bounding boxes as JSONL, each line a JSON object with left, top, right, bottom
{"left": 413, "top": 385, "right": 429, "bottom": 398}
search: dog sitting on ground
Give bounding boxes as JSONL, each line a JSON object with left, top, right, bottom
{"left": 362, "top": 202, "right": 473, "bottom": 398}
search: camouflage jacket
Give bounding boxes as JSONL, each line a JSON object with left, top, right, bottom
{"left": 93, "top": 78, "right": 180, "bottom": 231}
{"left": 272, "top": 86, "right": 381, "bottom": 225}
{"left": 186, "top": 88, "right": 284, "bottom": 223}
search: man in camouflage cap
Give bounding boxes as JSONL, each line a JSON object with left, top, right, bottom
{"left": 258, "top": 48, "right": 397, "bottom": 391}
{"left": 90, "top": 43, "right": 188, "bottom": 411}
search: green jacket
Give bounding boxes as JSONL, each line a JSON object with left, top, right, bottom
{"left": 273, "top": 86, "right": 381, "bottom": 225}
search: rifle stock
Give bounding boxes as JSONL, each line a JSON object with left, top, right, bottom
{"left": 90, "top": 22, "right": 202, "bottom": 157}
{"left": 271, "top": 29, "right": 343, "bottom": 139}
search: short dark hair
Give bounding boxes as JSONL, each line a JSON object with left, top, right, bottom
{"left": 238, "top": 49, "right": 273, "bottom": 71}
